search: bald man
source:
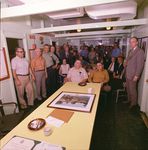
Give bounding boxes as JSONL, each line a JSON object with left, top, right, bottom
{"left": 66, "top": 60, "right": 88, "bottom": 83}
{"left": 31, "top": 48, "right": 47, "bottom": 100}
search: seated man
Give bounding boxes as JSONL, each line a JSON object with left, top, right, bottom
{"left": 88, "top": 63, "right": 111, "bottom": 92}
{"left": 110, "top": 56, "right": 125, "bottom": 90}
{"left": 66, "top": 60, "right": 88, "bottom": 83}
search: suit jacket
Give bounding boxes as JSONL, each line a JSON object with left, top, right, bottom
{"left": 125, "top": 47, "right": 145, "bottom": 80}
{"left": 114, "top": 63, "right": 124, "bottom": 76}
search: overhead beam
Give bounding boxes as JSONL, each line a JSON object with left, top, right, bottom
{"left": 55, "top": 29, "right": 131, "bottom": 37}
{"left": 66, "top": 34, "right": 129, "bottom": 40}
{"left": 1, "top": 0, "right": 128, "bottom": 19}
{"left": 31, "top": 18, "right": 148, "bottom": 34}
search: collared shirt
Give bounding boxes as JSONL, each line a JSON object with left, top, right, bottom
{"left": 133, "top": 46, "right": 137, "bottom": 51}
{"left": 108, "top": 62, "right": 115, "bottom": 72}
{"left": 67, "top": 67, "right": 88, "bottom": 83}
{"left": 88, "top": 69, "right": 109, "bottom": 83}
{"left": 42, "top": 52, "right": 59, "bottom": 68}
{"left": 111, "top": 48, "right": 121, "bottom": 57}
{"left": 80, "top": 50, "right": 88, "bottom": 58}
{"left": 11, "top": 56, "right": 29, "bottom": 75}
{"left": 31, "top": 56, "right": 45, "bottom": 71}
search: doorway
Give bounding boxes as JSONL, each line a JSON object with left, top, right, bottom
{"left": 6, "top": 38, "right": 24, "bottom": 109}
{"left": 6, "top": 38, "right": 23, "bottom": 61}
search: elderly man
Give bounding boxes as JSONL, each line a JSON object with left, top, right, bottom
{"left": 66, "top": 60, "right": 88, "bottom": 83}
{"left": 125, "top": 37, "right": 145, "bottom": 109}
{"left": 11, "top": 47, "right": 34, "bottom": 109}
{"left": 31, "top": 48, "right": 47, "bottom": 100}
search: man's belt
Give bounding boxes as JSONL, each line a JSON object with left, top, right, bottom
{"left": 35, "top": 69, "right": 45, "bottom": 72}
{"left": 17, "top": 74, "right": 29, "bottom": 76}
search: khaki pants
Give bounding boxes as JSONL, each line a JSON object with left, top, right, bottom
{"left": 126, "top": 78, "right": 137, "bottom": 106}
{"left": 15, "top": 76, "right": 34, "bottom": 106}
{"left": 34, "top": 71, "right": 46, "bottom": 99}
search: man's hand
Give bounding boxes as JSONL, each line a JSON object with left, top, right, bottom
{"left": 16, "top": 79, "right": 21, "bottom": 86}
{"left": 32, "top": 75, "right": 35, "bottom": 81}
{"left": 133, "top": 76, "right": 138, "bottom": 82}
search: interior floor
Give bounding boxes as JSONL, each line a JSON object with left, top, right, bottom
{"left": 91, "top": 94, "right": 148, "bottom": 150}
{"left": 1, "top": 93, "right": 148, "bottom": 150}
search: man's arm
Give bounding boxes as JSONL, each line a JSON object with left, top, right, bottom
{"left": 134, "top": 50, "right": 145, "bottom": 81}
{"left": 81, "top": 69, "right": 88, "bottom": 82}
{"left": 12, "top": 70, "right": 21, "bottom": 86}
{"left": 52, "top": 54, "right": 60, "bottom": 68}
{"left": 29, "top": 63, "right": 35, "bottom": 80}
{"left": 88, "top": 71, "right": 93, "bottom": 82}
{"left": 103, "top": 70, "right": 110, "bottom": 83}
{"left": 11, "top": 59, "right": 21, "bottom": 86}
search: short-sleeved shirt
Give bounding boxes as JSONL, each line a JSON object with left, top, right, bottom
{"left": 67, "top": 67, "right": 88, "bottom": 83}
{"left": 42, "top": 52, "right": 59, "bottom": 68}
{"left": 11, "top": 56, "right": 29, "bottom": 75}
{"left": 31, "top": 56, "right": 45, "bottom": 71}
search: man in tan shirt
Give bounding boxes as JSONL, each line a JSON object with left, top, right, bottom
{"left": 88, "top": 63, "right": 110, "bottom": 91}
{"left": 31, "top": 48, "right": 47, "bottom": 100}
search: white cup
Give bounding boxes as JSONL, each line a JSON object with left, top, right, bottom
{"left": 88, "top": 88, "right": 93, "bottom": 94}
{"left": 43, "top": 126, "right": 52, "bottom": 136}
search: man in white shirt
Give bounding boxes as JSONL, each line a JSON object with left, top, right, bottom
{"left": 66, "top": 60, "right": 88, "bottom": 83}
{"left": 11, "top": 48, "right": 34, "bottom": 109}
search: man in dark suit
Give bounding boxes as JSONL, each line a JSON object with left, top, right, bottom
{"left": 109, "top": 56, "right": 125, "bottom": 90}
{"left": 125, "top": 37, "right": 145, "bottom": 109}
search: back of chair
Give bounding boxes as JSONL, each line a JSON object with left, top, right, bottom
{"left": 0, "top": 100, "right": 18, "bottom": 116}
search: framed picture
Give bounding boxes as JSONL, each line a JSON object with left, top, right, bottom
{"left": 47, "top": 92, "right": 96, "bottom": 113}
{"left": 0, "top": 47, "right": 10, "bottom": 81}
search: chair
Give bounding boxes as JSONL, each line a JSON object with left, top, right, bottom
{"left": 115, "top": 87, "right": 127, "bottom": 103}
{"left": 0, "top": 100, "right": 25, "bottom": 138}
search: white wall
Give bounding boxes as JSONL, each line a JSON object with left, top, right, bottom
{"left": 131, "top": 5, "right": 148, "bottom": 116}
{"left": 27, "top": 34, "right": 52, "bottom": 49}
{"left": 0, "top": 17, "right": 53, "bottom": 114}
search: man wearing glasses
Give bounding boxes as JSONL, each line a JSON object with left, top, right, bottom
{"left": 11, "top": 47, "right": 34, "bottom": 109}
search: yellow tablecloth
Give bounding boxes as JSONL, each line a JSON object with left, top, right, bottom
{"left": 0, "top": 82, "right": 101, "bottom": 150}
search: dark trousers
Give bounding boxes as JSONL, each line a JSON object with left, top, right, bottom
{"left": 126, "top": 78, "right": 137, "bottom": 106}
{"left": 46, "top": 67, "right": 58, "bottom": 96}
{"left": 110, "top": 78, "right": 124, "bottom": 90}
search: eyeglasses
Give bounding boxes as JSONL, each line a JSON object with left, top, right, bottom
{"left": 17, "top": 51, "right": 24, "bottom": 53}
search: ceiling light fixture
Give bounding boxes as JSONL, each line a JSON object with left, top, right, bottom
{"left": 106, "top": 26, "right": 111, "bottom": 30}
{"left": 77, "top": 29, "right": 81, "bottom": 32}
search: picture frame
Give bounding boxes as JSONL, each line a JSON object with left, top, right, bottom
{"left": 0, "top": 47, "right": 10, "bottom": 81}
{"left": 47, "top": 91, "right": 96, "bottom": 113}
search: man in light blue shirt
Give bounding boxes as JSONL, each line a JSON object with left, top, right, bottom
{"left": 111, "top": 42, "right": 122, "bottom": 58}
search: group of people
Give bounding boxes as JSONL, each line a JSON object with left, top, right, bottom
{"left": 11, "top": 37, "right": 145, "bottom": 110}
